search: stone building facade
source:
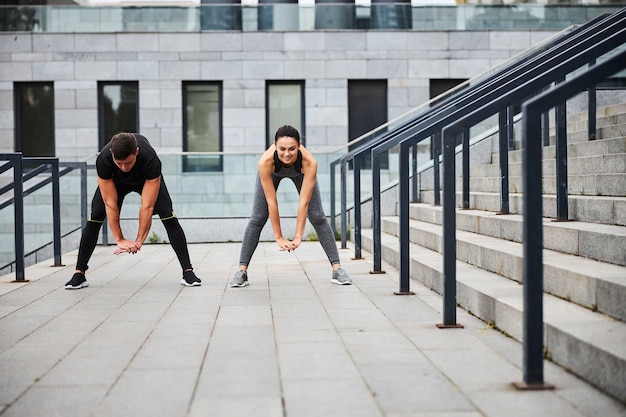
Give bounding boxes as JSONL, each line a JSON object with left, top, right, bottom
{"left": 0, "top": 29, "right": 556, "bottom": 160}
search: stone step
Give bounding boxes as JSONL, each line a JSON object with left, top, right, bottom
{"left": 566, "top": 102, "right": 626, "bottom": 123}
{"left": 419, "top": 191, "right": 626, "bottom": 226}
{"left": 506, "top": 137, "right": 625, "bottom": 163}
{"left": 473, "top": 152, "right": 626, "bottom": 178}
{"left": 408, "top": 203, "right": 626, "bottom": 267}
{"left": 379, "top": 214, "right": 626, "bottom": 321}
{"left": 453, "top": 173, "right": 626, "bottom": 197}
{"left": 551, "top": 123, "right": 626, "bottom": 143}
{"left": 360, "top": 228, "right": 626, "bottom": 403}
{"left": 565, "top": 112, "right": 626, "bottom": 133}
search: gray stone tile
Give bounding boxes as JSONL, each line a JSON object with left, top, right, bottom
{"left": 0, "top": 242, "right": 623, "bottom": 417}
{"left": 282, "top": 378, "right": 382, "bottom": 417}
{"left": 1, "top": 385, "right": 109, "bottom": 417}
{"left": 95, "top": 368, "right": 197, "bottom": 417}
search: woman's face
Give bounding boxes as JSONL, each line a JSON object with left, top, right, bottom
{"left": 275, "top": 136, "right": 300, "bottom": 166}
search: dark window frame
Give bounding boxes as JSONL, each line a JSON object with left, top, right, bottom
{"left": 348, "top": 79, "right": 388, "bottom": 169}
{"left": 97, "top": 81, "right": 139, "bottom": 150}
{"left": 265, "top": 80, "right": 306, "bottom": 148}
{"left": 182, "top": 80, "right": 224, "bottom": 172}
{"left": 13, "top": 81, "right": 55, "bottom": 158}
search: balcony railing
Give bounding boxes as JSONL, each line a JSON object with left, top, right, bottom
{"left": 1, "top": 4, "right": 624, "bottom": 33}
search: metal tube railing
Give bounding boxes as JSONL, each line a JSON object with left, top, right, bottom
{"left": 330, "top": 11, "right": 615, "bottom": 268}
{"left": 389, "top": 9, "right": 626, "bottom": 296}
{"left": 518, "top": 45, "right": 626, "bottom": 389}
{"left": 0, "top": 153, "right": 25, "bottom": 281}
{"left": 436, "top": 28, "right": 626, "bottom": 320}
{"left": 0, "top": 155, "right": 89, "bottom": 279}
{"left": 361, "top": 10, "right": 625, "bottom": 279}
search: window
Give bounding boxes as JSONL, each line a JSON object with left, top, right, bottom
{"left": 348, "top": 79, "right": 388, "bottom": 169}
{"left": 14, "top": 82, "right": 55, "bottom": 158}
{"left": 98, "top": 81, "right": 139, "bottom": 150}
{"left": 266, "top": 81, "right": 305, "bottom": 147}
{"left": 429, "top": 79, "right": 467, "bottom": 105}
{"left": 182, "top": 82, "right": 223, "bottom": 172}
{"left": 430, "top": 79, "right": 467, "bottom": 152}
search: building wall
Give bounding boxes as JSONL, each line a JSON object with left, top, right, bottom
{"left": 0, "top": 29, "right": 557, "bottom": 159}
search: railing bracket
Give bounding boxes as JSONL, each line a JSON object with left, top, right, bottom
{"left": 436, "top": 323, "right": 464, "bottom": 329}
{"left": 512, "top": 381, "right": 555, "bottom": 391}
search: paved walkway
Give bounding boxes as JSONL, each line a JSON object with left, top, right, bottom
{"left": 0, "top": 242, "right": 624, "bottom": 417}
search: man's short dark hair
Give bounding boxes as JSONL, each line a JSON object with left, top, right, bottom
{"left": 110, "top": 133, "right": 138, "bottom": 160}
{"left": 274, "top": 125, "right": 300, "bottom": 143}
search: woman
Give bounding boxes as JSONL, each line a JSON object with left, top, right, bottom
{"left": 230, "top": 125, "right": 351, "bottom": 287}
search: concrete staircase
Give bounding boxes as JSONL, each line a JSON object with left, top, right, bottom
{"left": 360, "top": 103, "right": 626, "bottom": 402}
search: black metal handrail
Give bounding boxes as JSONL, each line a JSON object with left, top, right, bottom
{"left": 0, "top": 154, "right": 24, "bottom": 281}
{"left": 434, "top": 19, "right": 625, "bottom": 325}
{"left": 398, "top": 10, "right": 625, "bottom": 389}
{"left": 0, "top": 154, "right": 88, "bottom": 281}
{"left": 518, "top": 45, "right": 626, "bottom": 389}
{"left": 409, "top": 11, "right": 622, "bottom": 284}
{"left": 330, "top": 8, "right": 624, "bottom": 273}
{"left": 389, "top": 10, "right": 626, "bottom": 291}
{"left": 330, "top": 6, "right": 625, "bottom": 390}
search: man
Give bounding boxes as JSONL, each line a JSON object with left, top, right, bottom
{"left": 65, "top": 132, "right": 201, "bottom": 289}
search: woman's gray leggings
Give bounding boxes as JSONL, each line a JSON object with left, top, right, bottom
{"left": 239, "top": 173, "right": 340, "bottom": 268}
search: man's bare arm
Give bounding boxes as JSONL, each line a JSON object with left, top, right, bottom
{"left": 98, "top": 176, "right": 138, "bottom": 253}
{"left": 135, "top": 177, "right": 160, "bottom": 248}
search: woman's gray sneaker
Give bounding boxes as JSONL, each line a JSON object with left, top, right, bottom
{"left": 331, "top": 268, "right": 352, "bottom": 285}
{"left": 230, "top": 270, "right": 249, "bottom": 287}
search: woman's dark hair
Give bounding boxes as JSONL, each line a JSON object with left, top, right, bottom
{"left": 274, "top": 125, "right": 300, "bottom": 143}
{"left": 110, "top": 132, "right": 138, "bottom": 160}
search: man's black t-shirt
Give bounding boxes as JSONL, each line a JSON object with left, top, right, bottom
{"left": 96, "top": 134, "right": 161, "bottom": 190}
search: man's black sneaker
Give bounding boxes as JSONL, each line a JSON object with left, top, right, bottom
{"left": 181, "top": 270, "right": 201, "bottom": 287}
{"left": 65, "top": 273, "right": 89, "bottom": 290}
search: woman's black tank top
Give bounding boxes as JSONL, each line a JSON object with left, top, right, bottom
{"left": 273, "top": 150, "right": 303, "bottom": 178}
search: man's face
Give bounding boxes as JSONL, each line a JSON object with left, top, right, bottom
{"left": 112, "top": 148, "right": 139, "bottom": 172}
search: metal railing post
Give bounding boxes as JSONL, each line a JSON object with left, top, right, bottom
{"left": 520, "top": 105, "right": 547, "bottom": 388}
{"left": 542, "top": 110, "right": 550, "bottom": 146}
{"left": 340, "top": 159, "right": 347, "bottom": 249}
{"left": 12, "top": 154, "right": 26, "bottom": 282}
{"left": 462, "top": 129, "right": 470, "bottom": 209}
{"left": 353, "top": 156, "right": 362, "bottom": 259}
{"left": 433, "top": 131, "right": 441, "bottom": 206}
{"left": 438, "top": 127, "right": 462, "bottom": 328}
{"left": 50, "top": 159, "right": 63, "bottom": 266}
{"left": 498, "top": 109, "right": 511, "bottom": 214}
{"left": 555, "top": 76, "right": 569, "bottom": 222}
{"left": 371, "top": 150, "right": 384, "bottom": 274}
{"left": 588, "top": 59, "right": 597, "bottom": 140}
{"left": 396, "top": 143, "right": 413, "bottom": 295}
{"left": 507, "top": 105, "right": 515, "bottom": 150}
{"left": 411, "top": 145, "right": 418, "bottom": 203}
